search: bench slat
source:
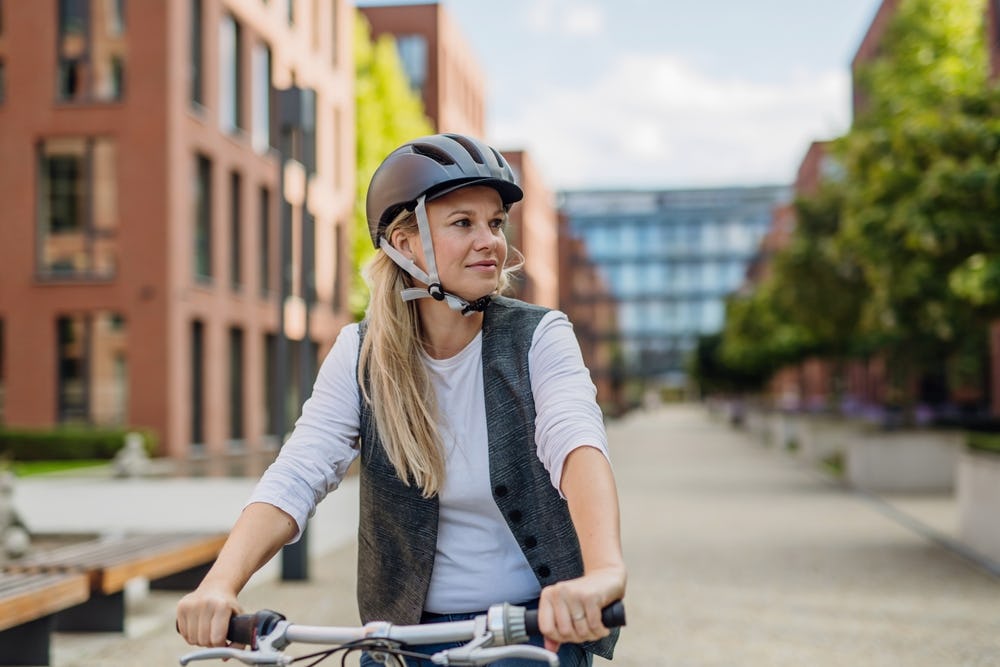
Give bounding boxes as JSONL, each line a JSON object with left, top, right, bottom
{"left": 0, "top": 573, "right": 90, "bottom": 632}
{"left": 2, "top": 532, "right": 228, "bottom": 594}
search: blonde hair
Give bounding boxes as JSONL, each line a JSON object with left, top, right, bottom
{"left": 357, "top": 207, "right": 523, "bottom": 497}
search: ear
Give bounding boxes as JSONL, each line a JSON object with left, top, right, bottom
{"left": 389, "top": 228, "right": 415, "bottom": 258}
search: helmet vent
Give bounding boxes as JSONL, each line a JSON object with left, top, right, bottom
{"left": 489, "top": 147, "right": 506, "bottom": 168}
{"left": 445, "top": 134, "right": 486, "bottom": 164}
{"left": 411, "top": 143, "right": 456, "bottom": 166}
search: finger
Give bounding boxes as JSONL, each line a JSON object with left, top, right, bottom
{"left": 210, "top": 608, "right": 231, "bottom": 647}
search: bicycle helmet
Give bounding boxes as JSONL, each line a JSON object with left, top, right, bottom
{"left": 365, "top": 133, "right": 523, "bottom": 315}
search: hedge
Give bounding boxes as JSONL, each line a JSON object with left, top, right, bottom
{"left": 0, "top": 427, "right": 158, "bottom": 461}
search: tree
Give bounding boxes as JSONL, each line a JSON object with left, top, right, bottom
{"left": 351, "top": 12, "right": 434, "bottom": 320}
{"left": 834, "top": 0, "right": 1000, "bottom": 408}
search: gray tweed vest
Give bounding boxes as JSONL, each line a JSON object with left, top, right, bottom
{"left": 356, "top": 296, "right": 618, "bottom": 659}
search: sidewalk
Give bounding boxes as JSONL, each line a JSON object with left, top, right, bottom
{"left": 15, "top": 404, "right": 1000, "bottom": 666}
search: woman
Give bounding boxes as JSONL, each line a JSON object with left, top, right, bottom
{"left": 176, "top": 133, "right": 626, "bottom": 666}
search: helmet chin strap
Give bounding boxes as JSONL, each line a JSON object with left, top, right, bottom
{"left": 378, "top": 195, "right": 493, "bottom": 316}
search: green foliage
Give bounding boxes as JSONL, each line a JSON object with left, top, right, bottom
{"left": 950, "top": 253, "right": 1000, "bottom": 313}
{"left": 351, "top": 11, "right": 434, "bottom": 320}
{"left": 853, "top": 0, "right": 988, "bottom": 126}
{"left": 826, "top": 0, "right": 998, "bottom": 404}
{"left": 719, "top": 283, "right": 816, "bottom": 379}
{"left": 774, "top": 183, "right": 869, "bottom": 356}
{"left": 719, "top": 0, "right": 1000, "bottom": 411}
{"left": 0, "top": 427, "right": 158, "bottom": 461}
{"left": 688, "top": 333, "right": 767, "bottom": 395}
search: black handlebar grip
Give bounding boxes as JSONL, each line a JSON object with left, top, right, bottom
{"left": 524, "top": 601, "right": 626, "bottom": 636}
{"left": 227, "top": 610, "right": 286, "bottom": 648}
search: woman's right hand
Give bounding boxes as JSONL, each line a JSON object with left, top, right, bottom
{"left": 176, "top": 583, "right": 241, "bottom": 647}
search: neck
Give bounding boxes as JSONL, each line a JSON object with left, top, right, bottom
{"left": 417, "top": 300, "right": 485, "bottom": 359}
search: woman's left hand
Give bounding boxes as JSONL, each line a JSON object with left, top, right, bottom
{"left": 536, "top": 565, "right": 627, "bottom": 652}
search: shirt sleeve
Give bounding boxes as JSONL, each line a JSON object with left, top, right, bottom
{"left": 530, "top": 310, "right": 611, "bottom": 494}
{"left": 247, "top": 323, "right": 362, "bottom": 540}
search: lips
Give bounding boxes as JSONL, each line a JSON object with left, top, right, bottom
{"left": 467, "top": 260, "right": 498, "bottom": 269}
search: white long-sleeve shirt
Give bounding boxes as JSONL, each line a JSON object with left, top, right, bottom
{"left": 249, "top": 309, "right": 610, "bottom": 613}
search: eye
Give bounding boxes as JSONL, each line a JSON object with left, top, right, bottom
{"left": 490, "top": 217, "right": 506, "bottom": 230}
{"left": 453, "top": 218, "right": 471, "bottom": 227}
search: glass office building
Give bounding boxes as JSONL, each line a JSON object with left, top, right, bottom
{"left": 559, "top": 186, "right": 791, "bottom": 389}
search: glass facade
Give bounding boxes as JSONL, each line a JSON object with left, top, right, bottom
{"left": 560, "top": 186, "right": 790, "bottom": 387}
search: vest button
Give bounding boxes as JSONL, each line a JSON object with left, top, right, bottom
{"left": 494, "top": 485, "right": 508, "bottom": 497}
{"left": 537, "top": 565, "right": 551, "bottom": 578}
{"left": 524, "top": 536, "right": 537, "bottom": 548}
{"left": 509, "top": 509, "right": 523, "bottom": 523}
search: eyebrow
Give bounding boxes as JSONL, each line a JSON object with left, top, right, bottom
{"left": 447, "top": 208, "right": 506, "bottom": 217}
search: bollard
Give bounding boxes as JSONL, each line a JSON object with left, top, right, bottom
{"left": 281, "top": 524, "right": 309, "bottom": 580}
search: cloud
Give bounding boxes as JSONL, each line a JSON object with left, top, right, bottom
{"left": 564, "top": 5, "right": 605, "bottom": 37}
{"left": 523, "top": 0, "right": 606, "bottom": 38}
{"left": 492, "top": 52, "right": 851, "bottom": 189}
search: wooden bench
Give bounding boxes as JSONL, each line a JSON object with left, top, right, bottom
{"left": 2, "top": 532, "right": 227, "bottom": 634}
{"left": 0, "top": 572, "right": 90, "bottom": 665}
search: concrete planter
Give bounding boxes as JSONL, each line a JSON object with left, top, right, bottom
{"left": 958, "top": 449, "right": 1000, "bottom": 564}
{"left": 767, "top": 411, "right": 799, "bottom": 450}
{"left": 744, "top": 407, "right": 772, "bottom": 444}
{"left": 846, "top": 428, "right": 962, "bottom": 493}
{"left": 796, "top": 415, "right": 859, "bottom": 464}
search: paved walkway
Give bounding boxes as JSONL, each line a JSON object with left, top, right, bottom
{"left": 17, "top": 405, "right": 1000, "bottom": 666}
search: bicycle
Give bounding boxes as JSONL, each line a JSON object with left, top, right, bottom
{"left": 179, "top": 600, "right": 625, "bottom": 666}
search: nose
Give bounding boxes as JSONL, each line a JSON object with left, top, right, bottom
{"left": 471, "top": 221, "right": 496, "bottom": 250}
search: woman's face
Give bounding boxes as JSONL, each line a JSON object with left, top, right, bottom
{"left": 396, "top": 185, "right": 509, "bottom": 302}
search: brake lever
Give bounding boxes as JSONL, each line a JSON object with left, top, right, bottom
{"left": 178, "top": 647, "right": 291, "bottom": 666}
{"left": 432, "top": 644, "right": 559, "bottom": 666}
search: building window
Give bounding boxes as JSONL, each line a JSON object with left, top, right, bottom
{"left": 57, "top": 0, "right": 126, "bottom": 102}
{"left": 219, "top": 14, "right": 243, "bottom": 133}
{"left": 395, "top": 34, "right": 427, "bottom": 95}
{"left": 56, "top": 312, "right": 127, "bottom": 426}
{"left": 230, "top": 171, "right": 242, "bottom": 290}
{"left": 190, "top": 320, "right": 204, "bottom": 447}
{"left": 251, "top": 42, "right": 272, "bottom": 153}
{"left": 38, "top": 137, "right": 118, "bottom": 279}
{"left": 194, "top": 154, "right": 212, "bottom": 282}
{"left": 259, "top": 186, "right": 272, "bottom": 296}
{"left": 229, "top": 327, "right": 244, "bottom": 444}
{"left": 194, "top": 155, "right": 212, "bottom": 283}
{"left": 333, "top": 224, "right": 347, "bottom": 312}
{"left": 190, "top": 0, "right": 203, "bottom": 107}
{"left": 263, "top": 333, "right": 277, "bottom": 437}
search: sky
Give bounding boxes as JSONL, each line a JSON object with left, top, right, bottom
{"left": 357, "top": 0, "right": 885, "bottom": 190}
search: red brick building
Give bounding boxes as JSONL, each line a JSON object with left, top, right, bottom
{"left": 359, "top": 2, "right": 484, "bottom": 138}
{"left": 0, "top": 1, "right": 355, "bottom": 459}
{"left": 557, "top": 214, "right": 624, "bottom": 416}
{"left": 503, "top": 150, "right": 560, "bottom": 309}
